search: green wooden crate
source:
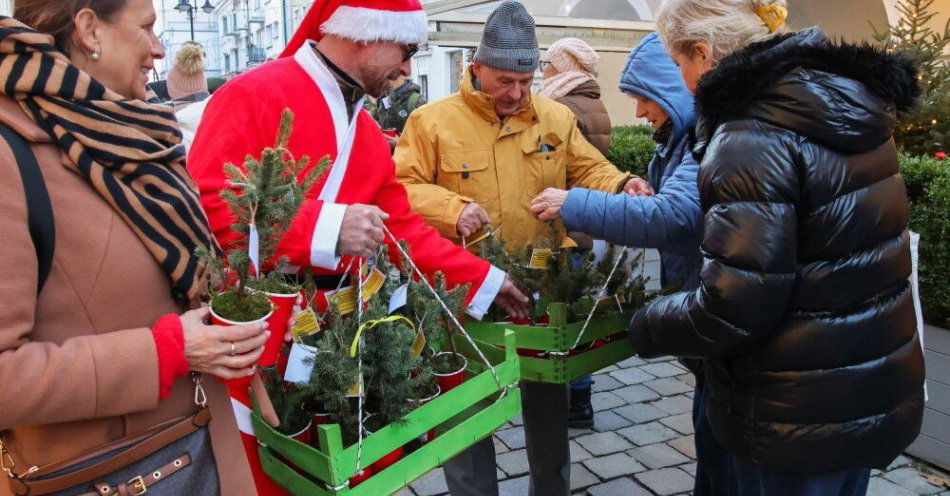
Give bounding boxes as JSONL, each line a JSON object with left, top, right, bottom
{"left": 252, "top": 330, "right": 522, "bottom": 495}
{"left": 461, "top": 303, "right": 634, "bottom": 383}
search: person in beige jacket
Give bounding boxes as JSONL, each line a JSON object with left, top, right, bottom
{"left": 0, "top": 2, "right": 262, "bottom": 494}
{"left": 394, "top": 3, "right": 650, "bottom": 495}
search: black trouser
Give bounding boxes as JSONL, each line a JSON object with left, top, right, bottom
{"left": 443, "top": 381, "right": 571, "bottom": 496}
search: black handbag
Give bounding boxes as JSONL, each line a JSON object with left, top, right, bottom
{"left": 1, "top": 374, "right": 219, "bottom": 496}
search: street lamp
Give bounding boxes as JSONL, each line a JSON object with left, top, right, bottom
{"left": 175, "top": 0, "right": 214, "bottom": 40}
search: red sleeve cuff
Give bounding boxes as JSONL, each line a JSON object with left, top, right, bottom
{"left": 151, "top": 314, "right": 190, "bottom": 399}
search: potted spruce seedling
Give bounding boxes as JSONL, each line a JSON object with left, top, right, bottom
{"left": 202, "top": 109, "right": 328, "bottom": 367}
{"left": 260, "top": 366, "right": 313, "bottom": 445}
{"left": 407, "top": 270, "right": 471, "bottom": 392}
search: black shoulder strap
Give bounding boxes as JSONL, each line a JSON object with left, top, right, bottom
{"left": 0, "top": 122, "right": 55, "bottom": 293}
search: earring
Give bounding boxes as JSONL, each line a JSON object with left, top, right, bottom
{"left": 91, "top": 46, "right": 100, "bottom": 61}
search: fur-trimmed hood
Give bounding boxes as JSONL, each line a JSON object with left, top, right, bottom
{"left": 694, "top": 27, "right": 920, "bottom": 155}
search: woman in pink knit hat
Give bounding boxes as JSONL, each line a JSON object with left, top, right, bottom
{"left": 166, "top": 41, "right": 209, "bottom": 111}
{"left": 538, "top": 37, "right": 611, "bottom": 154}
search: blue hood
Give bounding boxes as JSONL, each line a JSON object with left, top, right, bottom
{"left": 619, "top": 32, "right": 696, "bottom": 143}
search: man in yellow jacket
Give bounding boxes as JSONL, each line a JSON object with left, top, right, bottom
{"left": 394, "top": 3, "right": 650, "bottom": 495}
{"left": 395, "top": 27, "right": 648, "bottom": 253}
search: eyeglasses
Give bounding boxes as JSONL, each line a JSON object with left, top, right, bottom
{"left": 401, "top": 43, "right": 421, "bottom": 61}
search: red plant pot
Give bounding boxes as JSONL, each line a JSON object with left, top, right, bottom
{"left": 370, "top": 446, "right": 404, "bottom": 473}
{"left": 517, "top": 348, "right": 547, "bottom": 358}
{"left": 349, "top": 468, "right": 373, "bottom": 488}
{"left": 261, "top": 291, "right": 299, "bottom": 367}
{"left": 211, "top": 306, "right": 274, "bottom": 388}
{"left": 535, "top": 315, "right": 550, "bottom": 325}
{"left": 433, "top": 352, "right": 467, "bottom": 392}
{"left": 290, "top": 422, "right": 311, "bottom": 446}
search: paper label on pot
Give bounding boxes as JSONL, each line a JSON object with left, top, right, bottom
{"left": 527, "top": 248, "right": 553, "bottom": 269}
{"left": 248, "top": 224, "right": 260, "bottom": 275}
{"left": 291, "top": 307, "right": 320, "bottom": 338}
{"left": 283, "top": 343, "right": 317, "bottom": 383}
{"left": 388, "top": 284, "right": 408, "bottom": 314}
{"left": 361, "top": 267, "right": 385, "bottom": 303}
{"left": 346, "top": 374, "right": 364, "bottom": 397}
{"left": 410, "top": 328, "right": 426, "bottom": 357}
{"left": 327, "top": 286, "right": 357, "bottom": 314}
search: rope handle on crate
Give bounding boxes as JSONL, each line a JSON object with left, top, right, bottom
{"left": 549, "top": 246, "right": 629, "bottom": 356}
{"left": 382, "top": 225, "right": 505, "bottom": 391}
{"left": 355, "top": 259, "right": 366, "bottom": 473}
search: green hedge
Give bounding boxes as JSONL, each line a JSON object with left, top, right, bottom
{"left": 607, "top": 125, "right": 655, "bottom": 179}
{"left": 901, "top": 154, "right": 950, "bottom": 328}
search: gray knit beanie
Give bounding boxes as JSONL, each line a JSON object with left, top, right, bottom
{"left": 473, "top": 1, "right": 539, "bottom": 72}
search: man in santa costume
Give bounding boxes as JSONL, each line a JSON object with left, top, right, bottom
{"left": 187, "top": 0, "right": 529, "bottom": 492}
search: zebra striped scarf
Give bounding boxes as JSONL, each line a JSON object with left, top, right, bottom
{"left": 0, "top": 17, "right": 218, "bottom": 305}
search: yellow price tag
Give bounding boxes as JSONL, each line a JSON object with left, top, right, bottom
{"left": 290, "top": 307, "right": 321, "bottom": 339}
{"left": 410, "top": 329, "right": 426, "bottom": 357}
{"left": 345, "top": 374, "right": 364, "bottom": 398}
{"left": 361, "top": 267, "right": 385, "bottom": 303}
{"left": 527, "top": 248, "right": 553, "bottom": 269}
{"left": 327, "top": 286, "right": 358, "bottom": 314}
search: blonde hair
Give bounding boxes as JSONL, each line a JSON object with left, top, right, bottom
{"left": 656, "top": 0, "right": 789, "bottom": 63}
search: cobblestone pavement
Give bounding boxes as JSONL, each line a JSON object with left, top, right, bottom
{"left": 399, "top": 356, "right": 950, "bottom": 496}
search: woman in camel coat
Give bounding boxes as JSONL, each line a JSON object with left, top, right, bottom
{"left": 0, "top": 1, "right": 266, "bottom": 494}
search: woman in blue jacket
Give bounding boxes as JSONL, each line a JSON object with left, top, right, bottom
{"left": 530, "top": 33, "right": 725, "bottom": 494}
{"left": 531, "top": 32, "right": 701, "bottom": 291}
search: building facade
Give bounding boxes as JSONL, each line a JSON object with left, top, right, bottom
{"left": 203, "top": 0, "right": 311, "bottom": 78}
{"left": 154, "top": 0, "right": 223, "bottom": 80}
{"left": 152, "top": 0, "right": 311, "bottom": 81}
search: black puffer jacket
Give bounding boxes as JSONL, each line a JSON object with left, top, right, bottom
{"left": 628, "top": 27, "right": 925, "bottom": 473}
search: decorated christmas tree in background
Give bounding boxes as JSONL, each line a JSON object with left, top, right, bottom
{"left": 873, "top": 0, "right": 950, "bottom": 157}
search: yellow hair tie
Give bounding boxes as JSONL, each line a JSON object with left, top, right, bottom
{"left": 754, "top": 3, "right": 788, "bottom": 33}
{"left": 349, "top": 315, "right": 416, "bottom": 357}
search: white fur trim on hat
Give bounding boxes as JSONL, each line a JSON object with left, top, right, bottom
{"left": 321, "top": 5, "right": 428, "bottom": 45}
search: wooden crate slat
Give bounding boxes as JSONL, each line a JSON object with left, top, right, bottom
{"left": 253, "top": 331, "right": 522, "bottom": 494}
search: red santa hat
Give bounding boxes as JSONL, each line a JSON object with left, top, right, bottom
{"left": 280, "top": 0, "right": 428, "bottom": 58}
